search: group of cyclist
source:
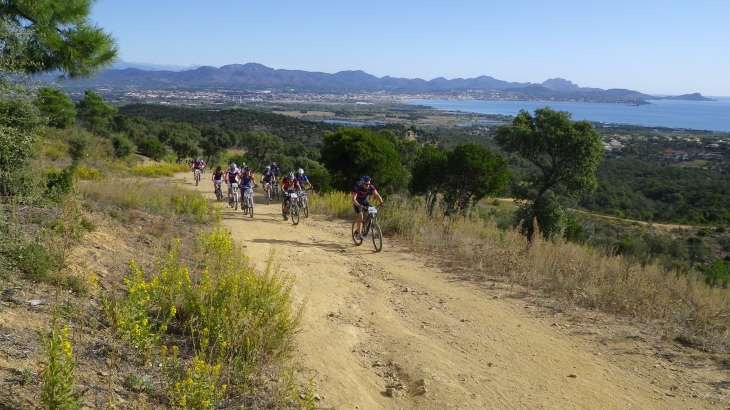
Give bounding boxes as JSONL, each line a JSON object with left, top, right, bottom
{"left": 205, "top": 160, "right": 383, "bottom": 229}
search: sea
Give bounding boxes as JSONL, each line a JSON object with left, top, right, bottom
{"left": 404, "top": 97, "right": 730, "bottom": 133}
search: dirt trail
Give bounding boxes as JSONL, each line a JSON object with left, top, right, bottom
{"left": 183, "top": 174, "right": 719, "bottom": 409}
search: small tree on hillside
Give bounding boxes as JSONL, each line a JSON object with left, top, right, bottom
{"left": 76, "top": 90, "right": 116, "bottom": 135}
{"left": 495, "top": 107, "right": 604, "bottom": 240}
{"left": 34, "top": 88, "right": 76, "bottom": 129}
{"left": 441, "top": 143, "right": 511, "bottom": 214}
{"left": 408, "top": 144, "right": 448, "bottom": 212}
{"left": 320, "top": 127, "right": 403, "bottom": 192}
{"left": 238, "top": 131, "right": 284, "bottom": 171}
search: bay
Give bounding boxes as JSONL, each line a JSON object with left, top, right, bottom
{"left": 405, "top": 97, "right": 730, "bottom": 133}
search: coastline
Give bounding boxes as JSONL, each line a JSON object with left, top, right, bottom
{"left": 404, "top": 98, "right": 730, "bottom": 133}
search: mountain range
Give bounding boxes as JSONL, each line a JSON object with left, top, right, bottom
{"left": 70, "top": 62, "right": 713, "bottom": 102}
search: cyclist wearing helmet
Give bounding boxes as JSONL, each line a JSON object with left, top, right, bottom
{"left": 226, "top": 163, "right": 241, "bottom": 204}
{"left": 294, "top": 168, "right": 313, "bottom": 190}
{"left": 280, "top": 172, "right": 301, "bottom": 221}
{"left": 352, "top": 176, "right": 384, "bottom": 239}
{"left": 240, "top": 166, "right": 256, "bottom": 190}
{"left": 192, "top": 157, "right": 204, "bottom": 179}
{"left": 211, "top": 165, "right": 225, "bottom": 192}
{"left": 260, "top": 165, "right": 275, "bottom": 185}
{"left": 270, "top": 162, "right": 281, "bottom": 179}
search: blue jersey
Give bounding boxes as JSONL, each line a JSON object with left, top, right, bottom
{"left": 240, "top": 173, "right": 255, "bottom": 188}
{"left": 295, "top": 173, "right": 309, "bottom": 187}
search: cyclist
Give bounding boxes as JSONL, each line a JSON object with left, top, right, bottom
{"left": 280, "top": 172, "right": 301, "bottom": 221}
{"left": 192, "top": 157, "right": 204, "bottom": 179}
{"left": 270, "top": 162, "right": 281, "bottom": 180}
{"left": 260, "top": 165, "right": 275, "bottom": 196}
{"left": 294, "top": 168, "right": 314, "bottom": 191}
{"left": 352, "top": 176, "right": 384, "bottom": 240}
{"left": 226, "top": 163, "right": 241, "bottom": 205}
{"left": 211, "top": 165, "right": 225, "bottom": 192}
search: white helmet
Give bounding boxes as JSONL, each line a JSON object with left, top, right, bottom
{"left": 297, "top": 168, "right": 304, "bottom": 174}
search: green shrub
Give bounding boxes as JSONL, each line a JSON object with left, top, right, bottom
{"left": 137, "top": 137, "right": 167, "bottom": 161}
{"left": 111, "top": 135, "right": 135, "bottom": 158}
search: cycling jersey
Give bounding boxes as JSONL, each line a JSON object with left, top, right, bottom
{"left": 282, "top": 178, "right": 301, "bottom": 192}
{"left": 271, "top": 165, "right": 281, "bottom": 176}
{"left": 193, "top": 160, "right": 204, "bottom": 169}
{"left": 213, "top": 170, "right": 224, "bottom": 181}
{"left": 261, "top": 170, "right": 275, "bottom": 183}
{"left": 295, "top": 173, "right": 309, "bottom": 187}
{"left": 352, "top": 182, "right": 377, "bottom": 204}
{"left": 227, "top": 169, "right": 240, "bottom": 183}
{"left": 240, "top": 173, "right": 255, "bottom": 188}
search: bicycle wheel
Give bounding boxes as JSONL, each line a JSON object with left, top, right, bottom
{"left": 302, "top": 196, "right": 309, "bottom": 218}
{"left": 248, "top": 197, "right": 254, "bottom": 218}
{"left": 351, "top": 221, "right": 364, "bottom": 246}
{"left": 195, "top": 172, "right": 199, "bottom": 186}
{"left": 265, "top": 188, "right": 270, "bottom": 205}
{"left": 215, "top": 188, "right": 222, "bottom": 202}
{"left": 290, "top": 204, "right": 300, "bottom": 225}
{"left": 233, "top": 192, "right": 239, "bottom": 210}
{"left": 371, "top": 221, "right": 383, "bottom": 252}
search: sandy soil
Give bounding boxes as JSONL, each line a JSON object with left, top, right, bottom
{"left": 181, "top": 174, "right": 727, "bottom": 410}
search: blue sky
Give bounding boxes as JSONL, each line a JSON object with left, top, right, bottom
{"left": 91, "top": 0, "right": 730, "bottom": 96}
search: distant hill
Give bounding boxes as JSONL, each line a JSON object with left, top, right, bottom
{"left": 653, "top": 93, "right": 716, "bottom": 102}
{"left": 63, "top": 63, "right": 712, "bottom": 103}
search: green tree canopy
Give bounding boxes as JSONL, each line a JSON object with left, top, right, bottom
{"left": 320, "top": 127, "right": 403, "bottom": 192}
{"left": 408, "top": 144, "right": 448, "bottom": 211}
{"left": 34, "top": 87, "right": 76, "bottom": 128}
{"left": 0, "top": 0, "right": 118, "bottom": 78}
{"left": 76, "top": 90, "right": 115, "bottom": 134}
{"left": 238, "top": 131, "right": 284, "bottom": 171}
{"left": 495, "top": 107, "right": 604, "bottom": 239}
{"left": 199, "top": 125, "right": 234, "bottom": 162}
{"left": 441, "top": 143, "right": 510, "bottom": 213}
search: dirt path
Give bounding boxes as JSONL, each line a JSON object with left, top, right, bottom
{"left": 182, "top": 174, "right": 720, "bottom": 409}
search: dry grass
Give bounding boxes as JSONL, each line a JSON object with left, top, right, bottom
{"left": 369, "top": 196, "right": 730, "bottom": 351}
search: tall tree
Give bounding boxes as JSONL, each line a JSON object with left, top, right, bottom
{"left": 34, "top": 87, "right": 75, "bottom": 128}
{"left": 238, "top": 131, "right": 284, "bottom": 171}
{"left": 441, "top": 143, "right": 510, "bottom": 213}
{"left": 198, "top": 125, "right": 233, "bottom": 162}
{"left": 76, "top": 90, "right": 115, "bottom": 135}
{"left": 495, "top": 107, "right": 604, "bottom": 239}
{"left": 408, "top": 144, "right": 448, "bottom": 212}
{"left": 320, "top": 127, "right": 403, "bottom": 192}
{"left": 0, "top": 0, "right": 118, "bottom": 78}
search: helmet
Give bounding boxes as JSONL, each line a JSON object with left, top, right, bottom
{"left": 360, "top": 175, "right": 372, "bottom": 182}
{"left": 265, "top": 166, "right": 271, "bottom": 170}
{"left": 272, "top": 162, "right": 277, "bottom": 166}
{"left": 229, "top": 163, "right": 236, "bottom": 170}
{"left": 297, "top": 168, "right": 304, "bottom": 174}
{"left": 243, "top": 166, "right": 250, "bottom": 172}
{"left": 216, "top": 165, "right": 222, "bottom": 171}
{"left": 286, "top": 172, "right": 295, "bottom": 179}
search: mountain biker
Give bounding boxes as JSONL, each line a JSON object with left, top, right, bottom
{"left": 294, "top": 168, "right": 314, "bottom": 191}
{"left": 211, "top": 165, "right": 224, "bottom": 192}
{"left": 226, "top": 163, "right": 241, "bottom": 204}
{"left": 260, "top": 166, "right": 275, "bottom": 194}
{"left": 352, "top": 176, "right": 384, "bottom": 240}
{"left": 270, "top": 162, "right": 281, "bottom": 180}
{"left": 281, "top": 172, "right": 301, "bottom": 221}
{"left": 192, "top": 157, "right": 204, "bottom": 179}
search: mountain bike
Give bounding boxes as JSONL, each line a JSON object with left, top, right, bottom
{"left": 298, "top": 189, "right": 309, "bottom": 218}
{"left": 263, "top": 181, "right": 272, "bottom": 205}
{"left": 194, "top": 169, "right": 201, "bottom": 186}
{"left": 214, "top": 181, "right": 223, "bottom": 202}
{"left": 242, "top": 186, "right": 254, "bottom": 218}
{"left": 287, "top": 191, "right": 300, "bottom": 225}
{"left": 230, "top": 183, "right": 239, "bottom": 210}
{"left": 352, "top": 206, "right": 382, "bottom": 252}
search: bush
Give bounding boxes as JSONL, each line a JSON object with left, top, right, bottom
{"left": 74, "top": 166, "right": 104, "bottom": 180}
{"left": 45, "top": 167, "right": 75, "bottom": 198}
{"left": 111, "top": 135, "right": 135, "bottom": 158}
{"left": 137, "top": 137, "right": 167, "bottom": 161}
